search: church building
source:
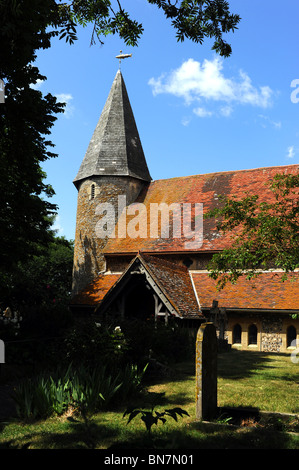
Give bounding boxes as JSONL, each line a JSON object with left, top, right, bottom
{"left": 70, "top": 69, "right": 299, "bottom": 353}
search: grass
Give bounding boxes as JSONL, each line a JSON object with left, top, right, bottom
{"left": 0, "top": 350, "right": 298, "bottom": 449}
{"left": 217, "top": 350, "right": 299, "bottom": 413}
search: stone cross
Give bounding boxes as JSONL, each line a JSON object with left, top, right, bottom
{"left": 195, "top": 322, "right": 218, "bottom": 420}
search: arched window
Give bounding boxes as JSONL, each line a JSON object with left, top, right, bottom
{"left": 248, "top": 324, "right": 257, "bottom": 345}
{"left": 90, "top": 184, "right": 95, "bottom": 199}
{"left": 233, "top": 324, "right": 242, "bottom": 344}
{"left": 287, "top": 325, "right": 297, "bottom": 348}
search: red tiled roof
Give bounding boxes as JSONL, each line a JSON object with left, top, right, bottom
{"left": 140, "top": 254, "right": 203, "bottom": 318}
{"left": 104, "top": 164, "right": 298, "bottom": 254}
{"left": 70, "top": 254, "right": 204, "bottom": 319}
{"left": 192, "top": 271, "right": 299, "bottom": 310}
{"left": 70, "top": 273, "right": 121, "bottom": 306}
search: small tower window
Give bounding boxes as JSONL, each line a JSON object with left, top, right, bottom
{"left": 183, "top": 257, "right": 193, "bottom": 268}
{"left": 90, "top": 184, "right": 95, "bottom": 200}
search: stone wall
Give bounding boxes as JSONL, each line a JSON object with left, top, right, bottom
{"left": 261, "top": 315, "right": 283, "bottom": 352}
{"left": 72, "top": 176, "right": 144, "bottom": 295}
{"left": 226, "top": 312, "right": 299, "bottom": 353}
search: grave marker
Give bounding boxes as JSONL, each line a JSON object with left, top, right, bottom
{"left": 195, "top": 322, "right": 217, "bottom": 420}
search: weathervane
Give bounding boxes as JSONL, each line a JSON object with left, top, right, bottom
{"left": 116, "top": 50, "right": 132, "bottom": 69}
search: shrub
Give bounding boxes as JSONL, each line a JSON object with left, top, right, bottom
{"left": 62, "top": 320, "right": 129, "bottom": 369}
{"left": 12, "top": 361, "right": 148, "bottom": 421}
{"left": 119, "top": 319, "right": 194, "bottom": 365}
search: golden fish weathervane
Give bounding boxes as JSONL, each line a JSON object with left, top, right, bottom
{"left": 116, "top": 50, "right": 132, "bottom": 69}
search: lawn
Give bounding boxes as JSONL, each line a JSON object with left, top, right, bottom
{"left": 0, "top": 350, "right": 298, "bottom": 449}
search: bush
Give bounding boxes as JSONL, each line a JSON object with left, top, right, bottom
{"left": 12, "top": 362, "right": 148, "bottom": 421}
{"left": 119, "top": 319, "right": 194, "bottom": 365}
{"left": 62, "top": 320, "right": 129, "bottom": 369}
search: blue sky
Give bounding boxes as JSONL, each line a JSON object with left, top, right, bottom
{"left": 32, "top": 0, "right": 299, "bottom": 241}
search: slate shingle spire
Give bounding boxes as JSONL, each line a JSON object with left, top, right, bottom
{"left": 73, "top": 70, "right": 151, "bottom": 188}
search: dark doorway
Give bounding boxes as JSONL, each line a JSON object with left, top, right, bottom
{"left": 248, "top": 324, "right": 257, "bottom": 345}
{"left": 124, "top": 275, "right": 155, "bottom": 320}
{"left": 233, "top": 324, "right": 242, "bottom": 344}
{"left": 287, "top": 325, "right": 297, "bottom": 348}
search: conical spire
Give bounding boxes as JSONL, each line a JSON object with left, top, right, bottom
{"left": 73, "top": 70, "right": 151, "bottom": 188}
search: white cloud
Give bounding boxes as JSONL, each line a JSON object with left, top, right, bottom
{"left": 30, "top": 79, "right": 44, "bottom": 90}
{"left": 193, "top": 107, "right": 213, "bottom": 118}
{"left": 149, "top": 58, "right": 274, "bottom": 118}
{"left": 287, "top": 145, "right": 295, "bottom": 159}
{"left": 220, "top": 105, "right": 233, "bottom": 117}
{"left": 55, "top": 93, "right": 75, "bottom": 118}
{"left": 181, "top": 117, "right": 191, "bottom": 126}
{"left": 258, "top": 114, "right": 281, "bottom": 129}
{"left": 52, "top": 215, "right": 64, "bottom": 235}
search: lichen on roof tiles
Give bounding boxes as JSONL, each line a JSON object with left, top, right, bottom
{"left": 104, "top": 164, "right": 299, "bottom": 254}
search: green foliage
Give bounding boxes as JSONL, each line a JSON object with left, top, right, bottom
{"left": 119, "top": 319, "right": 194, "bottom": 365}
{"left": 118, "top": 363, "right": 149, "bottom": 401}
{"left": 148, "top": 0, "right": 240, "bottom": 56}
{"left": 0, "top": 0, "right": 66, "bottom": 274}
{"left": 205, "top": 173, "right": 299, "bottom": 289}
{"left": 12, "top": 361, "right": 148, "bottom": 421}
{"left": 57, "top": 1, "right": 240, "bottom": 56}
{"left": 63, "top": 321, "right": 129, "bottom": 369}
{"left": 0, "top": 235, "right": 74, "bottom": 341}
{"left": 62, "top": 318, "right": 194, "bottom": 371}
{"left": 12, "top": 372, "right": 70, "bottom": 420}
{"left": 12, "top": 236, "right": 73, "bottom": 306}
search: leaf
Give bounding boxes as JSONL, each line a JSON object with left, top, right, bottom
{"left": 165, "top": 407, "right": 190, "bottom": 421}
{"left": 126, "top": 409, "right": 141, "bottom": 425}
{"left": 141, "top": 412, "right": 157, "bottom": 433}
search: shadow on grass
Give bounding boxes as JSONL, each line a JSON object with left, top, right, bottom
{"left": 217, "top": 350, "right": 280, "bottom": 380}
{"left": 0, "top": 418, "right": 121, "bottom": 449}
{"left": 146, "top": 350, "right": 293, "bottom": 385}
{"left": 1, "top": 416, "right": 298, "bottom": 450}
{"left": 109, "top": 422, "right": 299, "bottom": 450}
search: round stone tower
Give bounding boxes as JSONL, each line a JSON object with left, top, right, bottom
{"left": 72, "top": 70, "right": 151, "bottom": 295}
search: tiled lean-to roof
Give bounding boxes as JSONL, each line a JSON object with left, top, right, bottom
{"left": 71, "top": 254, "right": 204, "bottom": 319}
{"left": 191, "top": 271, "right": 299, "bottom": 311}
{"left": 70, "top": 259, "right": 299, "bottom": 314}
{"left": 103, "top": 164, "right": 299, "bottom": 254}
{"left": 138, "top": 254, "right": 203, "bottom": 318}
{"left": 70, "top": 273, "right": 121, "bottom": 307}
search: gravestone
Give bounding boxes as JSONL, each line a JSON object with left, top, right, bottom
{"left": 0, "top": 80, "right": 5, "bottom": 104}
{"left": 0, "top": 340, "right": 4, "bottom": 364}
{"left": 195, "top": 322, "right": 217, "bottom": 420}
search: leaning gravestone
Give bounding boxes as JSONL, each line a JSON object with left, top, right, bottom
{"left": 195, "top": 322, "right": 218, "bottom": 420}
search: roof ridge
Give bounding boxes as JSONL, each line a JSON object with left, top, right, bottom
{"left": 151, "top": 163, "right": 299, "bottom": 184}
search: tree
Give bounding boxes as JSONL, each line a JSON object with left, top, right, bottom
{"left": 12, "top": 235, "right": 74, "bottom": 310}
{"left": 0, "top": 234, "right": 74, "bottom": 339}
{"left": 0, "top": 0, "right": 65, "bottom": 274}
{"left": 205, "top": 173, "right": 299, "bottom": 289}
{"left": 59, "top": 0, "right": 241, "bottom": 57}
